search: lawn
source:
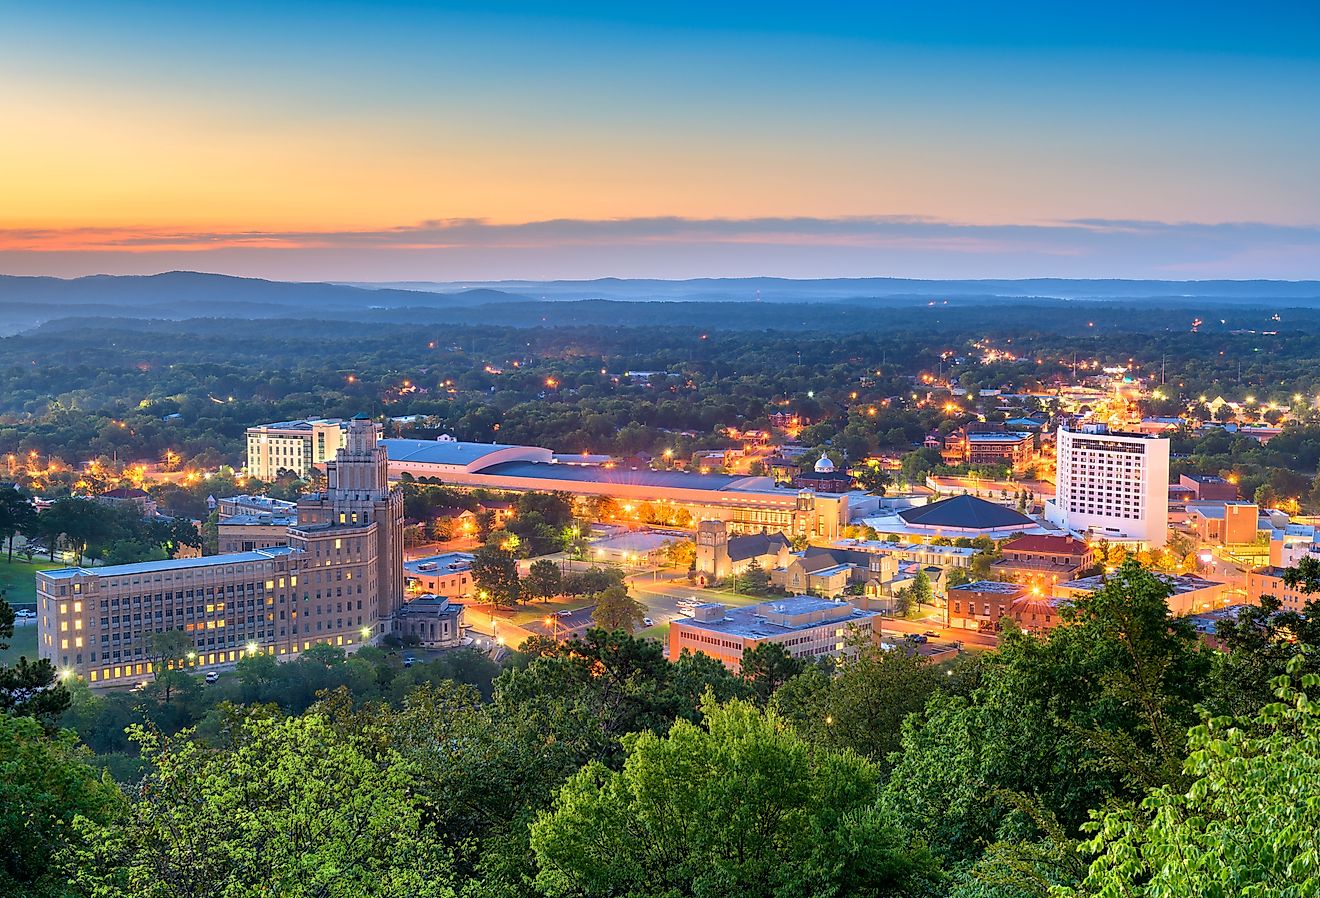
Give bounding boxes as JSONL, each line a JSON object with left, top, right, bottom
{"left": 0, "top": 622, "right": 37, "bottom": 665}
{"left": 0, "top": 558, "right": 58, "bottom": 610}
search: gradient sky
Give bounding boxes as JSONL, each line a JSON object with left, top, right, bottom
{"left": 3, "top": 1, "right": 1320, "bottom": 280}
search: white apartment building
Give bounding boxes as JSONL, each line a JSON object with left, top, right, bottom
{"left": 1044, "top": 424, "right": 1169, "bottom": 549}
{"left": 245, "top": 418, "right": 379, "bottom": 480}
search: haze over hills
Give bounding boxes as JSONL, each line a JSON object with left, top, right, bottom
{"left": 349, "top": 276, "right": 1320, "bottom": 303}
{"left": 5, "top": 270, "right": 1320, "bottom": 337}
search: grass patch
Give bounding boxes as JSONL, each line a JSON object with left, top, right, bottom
{"left": 0, "top": 622, "right": 38, "bottom": 665}
{"left": 0, "top": 558, "right": 59, "bottom": 609}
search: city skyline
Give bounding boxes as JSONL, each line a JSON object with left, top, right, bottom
{"left": 4, "top": 1, "right": 1320, "bottom": 279}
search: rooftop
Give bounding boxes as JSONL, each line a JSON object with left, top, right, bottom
{"left": 948, "top": 580, "right": 1025, "bottom": 595}
{"left": 1000, "top": 533, "right": 1090, "bottom": 555}
{"left": 38, "top": 545, "right": 298, "bottom": 580}
{"left": 396, "top": 594, "right": 464, "bottom": 617}
{"left": 477, "top": 459, "right": 764, "bottom": 492}
{"left": 217, "top": 512, "right": 296, "bottom": 526}
{"left": 675, "top": 596, "right": 879, "bottom": 640}
{"left": 1063, "top": 573, "right": 1224, "bottom": 595}
{"left": 898, "top": 494, "right": 1036, "bottom": 531}
{"left": 382, "top": 438, "right": 550, "bottom": 469}
{"left": 404, "top": 552, "right": 474, "bottom": 575}
{"left": 249, "top": 418, "right": 345, "bottom": 431}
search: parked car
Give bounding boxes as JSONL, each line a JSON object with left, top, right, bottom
{"left": 907, "top": 634, "right": 928, "bottom": 644}
{"left": 204, "top": 671, "right": 219, "bottom": 684}
{"left": 923, "top": 629, "right": 939, "bottom": 637}
{"left": 642, "top": 617, "right": 654, "bottom": 627}
{"left": 556, "top": 609, "right": 574, "bottom": 617}
{"left": 403, "top": 655, "right": 415, "bottom": 668}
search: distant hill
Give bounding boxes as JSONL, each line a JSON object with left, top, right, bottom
{"left": 347, "top": 276, "right": 1320, "bottom": 304}
{"left": 5, "top": 270, "right": 1320, "bottom": 336}
{"left": 0, "top": 271, "right": 528, "bottom": 335}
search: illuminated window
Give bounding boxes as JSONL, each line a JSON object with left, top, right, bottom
{"left": 73, "top": 601, "right": 82, "bottom": 613}
{"left": 60, "top": 638, "right": 69, "bottom": 650}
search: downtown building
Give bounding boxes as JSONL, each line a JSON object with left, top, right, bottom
{"left": 245, "top": 417, "right": 382, "bottom": 480}
{"left": 38, "top": 417, "right": 411, "bottom": 685}
{"left": 1044, "top": 424, "right": 1170, "bottom": 549}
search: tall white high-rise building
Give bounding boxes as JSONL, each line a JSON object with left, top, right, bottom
{"left": 1045, "top": 424, "right": 1169, "bottom": 549}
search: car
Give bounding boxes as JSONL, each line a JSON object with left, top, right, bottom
{"left": 642, "top": 617, "right": 654, "bottom": 627}
{"left": 923, "top": 630, "right": 940, "bottom": 638}
{"left": 15, "top": 609, "right": 35, "bottom": 619}
{"left": 556, "top": 609, "right": 574, "bottom": 617}
{"left": 131, "top": 680, "right": 149, "bottom": 692}
{"left": 204, "top": 671, "right": 219, "bottom": 684}
{"left": 403, "top": 655, "right": 415, "bottom": 668}
{"left": 907, "top": 633, "right": 929, "bottom": 644}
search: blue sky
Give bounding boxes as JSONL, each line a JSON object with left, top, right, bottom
{"left": 2, "top": 1, "right": 1319, "bottom": 280}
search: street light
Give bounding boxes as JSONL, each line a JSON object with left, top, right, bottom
{"left": 360, "top": 626, "right": 372, "bottom": 639}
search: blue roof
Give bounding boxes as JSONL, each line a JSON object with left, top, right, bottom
{"left": 478, "top": 460, "right": 748, "bottom": 491}
{"left": 38, "top": 546, "right": 297, "bottom": 580}
{"left": 899, "top": 495, "right": 1034, "bottom": 530}
{"left": 381, "top": 438, "right": 540, "bottom": 467}
{"left": 677, "top": 596, "right": 879, "bottom": 639}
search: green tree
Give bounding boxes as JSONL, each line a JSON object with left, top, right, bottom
{"left": 741, "top": 558, "right": 771, "bottom": 593}
{"left": 0, "top": 596, "right": 70, "bottom": 724}
{"left": 523, "top": 559, "right": 563, "bottom": 604}
{"left": 472, "top": 543, "right": 521, "bottom": 607}
{"left": 65, "top": 712, "right": 455, "bottom": 898}
{"left": 773, "top": 647, "right": 939, "bottom": 764}
{"left": 740, "top": 641, "right": 805, "bottom": 704}
{"left": 0, "top": 715, "right": 121, "bottom": 898}
{"left": 1072, "top": 660, "right": 1320, "bottom": 898}
{"left": 530, "top": 697, "right": 935, "bottom": 898}
{"left": 855, "top": 463, "right": 893, "bottom": 495}
{"left": 0, "top": 487, "right": 38, "bottom": 563}
{"left": 590, "top": 584, "right": 647, "bottom": 633}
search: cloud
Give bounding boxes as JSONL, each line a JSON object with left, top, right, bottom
{"left": 2, "top": 216, "right": 1319, "bottom": 280}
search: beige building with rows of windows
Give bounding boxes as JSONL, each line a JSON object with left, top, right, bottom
{"left": 245, "top": 418, "right": 381, "bottom": 480}
{"left": 38, "top": 417, "right": 430, "bottom": 686}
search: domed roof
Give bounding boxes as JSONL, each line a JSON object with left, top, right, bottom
{"left": 813, "top": 455, "right": 836, "bottom": 473}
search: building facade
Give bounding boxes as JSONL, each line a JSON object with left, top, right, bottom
{"left": 1045, "top": 425, "right": 1170, "bottom": 548}
{"left": 38, "top": 418, "right": 411, "bottom": 685}
{"left": 245, "top": 418, "right": 383, "bottom": 480}
{"left": 382, "top": 438, "right": 850, "bottom": 540}
{"left": 990, "top": 534, "right": 1094, "bottom": 587}
{"left": 668, "top": 596, "right": 881, "bottom": 672}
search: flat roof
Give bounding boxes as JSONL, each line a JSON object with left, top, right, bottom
{"left": 382, "top": 438, "right": 542, "bottom": 468}
{"left": 1063, "top": 573, "right": 1223, "bottom": 595}
{"left": 676, "top": 596, "right": 879, "bottom": 639}
{"left": 477, "top": 459, "right": 753, "bottom": 491}
{"left": 404, "top": 552, "right": 474, "bottom": 574}
{"left": 218, "top": 513, "right": 296, "bottom": 526}
{"left": 38, "top": 546, "right": 297, "bottom": 580}
{"left": 948, "top": 580, "right": 1024, "bottom": 595}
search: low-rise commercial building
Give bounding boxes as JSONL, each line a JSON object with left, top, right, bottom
{"left": 948, "top": 581, "right": 1028, "bottom": 631}
{"left": 1057, "top": 572, "right": 1230, "bottom": 616}
{"left": 1247, "top": 566, "right": 1312, "bottom": 613}
{"left": 991, "top": 534, "right": 1094, "bottom": 587}
{"left": 403, "top": 552, "right": 474, "bottom": 598}
{"left": 668, "top": 596, "right": 881, "bottom": 672}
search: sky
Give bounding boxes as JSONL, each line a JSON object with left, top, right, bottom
{"left": 3, "top": 1, "right": 1320, "bottom": 281}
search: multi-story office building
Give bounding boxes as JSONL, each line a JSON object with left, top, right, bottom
{"left": 939, "top": 427, "right": 1036, "bottom": 474}
{"left": 245, "top": 418, "right": 382, "bottom": 480}
{"left": 1044, "top": 424, "right": 1170, "bottom": 548}
{"left": 38, "top": 417, "right": 411, "bottom": 685}
{"left": 668, "top": 596, "right": 881, "bottom": 672}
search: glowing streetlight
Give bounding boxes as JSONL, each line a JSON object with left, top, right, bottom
{"left": 246, "top": 642, "right": 259, "bottom": 655}
{"left": 360, "top": 626, "right": 372, "bottom": 639}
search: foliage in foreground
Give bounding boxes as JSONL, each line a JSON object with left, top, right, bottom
{"left": 530, "top": 696, "right": 936, "bottom": 898}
